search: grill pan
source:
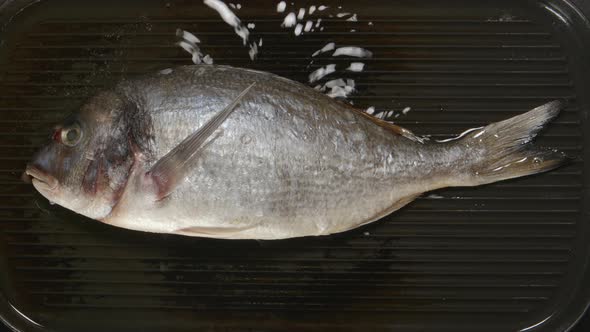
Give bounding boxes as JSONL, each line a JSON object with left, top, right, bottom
{"left": 0, "top": 0, "right": 589, "bottom": 331}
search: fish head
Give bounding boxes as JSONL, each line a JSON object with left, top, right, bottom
{"left": 25, "top": 112, "right": 91, "bottom": 209}
{"left": 24, "top": 91, "right": 139, "bottom": 219}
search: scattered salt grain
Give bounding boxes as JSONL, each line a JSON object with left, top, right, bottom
{"left": 346, "top": 14, "right": 358, "bottom": 21}
{"left": 176, "top": 28, "right": 200, "bottom": 44}
{"left": 311, "top": 42, "right": 335, "bottom": 57}
{"left": 346, "top": 79, "right": 355, "bottom": 88}
{"left": 191, "top": 53, "right": 202, "bottom": 64}
{"left": 309, "top": 5, "right": 316, "bottom": 14}
{"left": 294, "top": 23, "right": 303, "bottom": 36}
{"left": 346, "top": 62, "right": 365, "bottom": 71}
{"left": 202, "top": 54, "right": 213, "bottom": 64}
{"left": 159, "top": 68, "right": 173, "bottom": 75}
{"left": 249, "top": 43, "right": 258, "bottom": 60}
{"left": 204, "top": 0, "right": 249, "bottom": 45}
{"left": 276, "top": 1, "right": 286, "bottom": 12}
{"left": 308, "top": 64, "right": 336, "bottom": 82}
{"left": 297, "top": 8, "right": 305, "bottom": 20}
{"left": 327, "top": 85, "right": 354, "bottom": 98}
{"left": 402, "top": 107, "right": 411, "bottom": 115}
{"left": 324, "top": 78, "right": 346, "bottom": 88}
{"left": 247, "top": 23, "right": 255, "bottom": 29}
{"left": 318, "top": 5, "right": 328, "bottom": 11}
{"left": 322, "top": 78, "right": 356, "bottom": 98}
{"left": 336, "top": 12, "right": 351, "bottom": 18}
{"left": 177, "top": 40, "right": 196, "bottom": 55}
{"left": 282, "top": 12, "right": 297, "bottom": 27}
{"left": 365, "top": 106, "right": 375, "bottom": 114}
{"left": 304, "top": 20, "right": 313, "bottom": 32}
{"left": 333, "top": 46, "right": 373, "bottom": 58}
{"left": 258, "top": 38, "right": 263, "bottom": 46}
{"left": 176, "top": 30, "right": 210, "bottom": 65}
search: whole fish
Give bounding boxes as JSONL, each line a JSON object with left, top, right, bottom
{"left": 24, "top": 65, "right": 568, "bottom": 239}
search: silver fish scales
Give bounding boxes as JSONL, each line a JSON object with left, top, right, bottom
{"left": 24, "top": 65, "right": 569, "bottom": 239}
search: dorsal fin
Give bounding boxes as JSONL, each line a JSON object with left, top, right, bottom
{"left": 345, "top": 105, "right": 427, "bottom": 143}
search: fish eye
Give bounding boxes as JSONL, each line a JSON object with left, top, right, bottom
{"left": 60, "top": 123, "right": 82, "bottom": 147}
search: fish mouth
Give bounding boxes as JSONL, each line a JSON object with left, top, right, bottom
{"left": 24, "top": 164, "right": 58, "bottom": 191}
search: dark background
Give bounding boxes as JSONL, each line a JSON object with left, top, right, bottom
{"left": 573, "top": 310, "right": 590, "bottom": 331}
{"left": 0, "top": 308, "right": 589, "bottom": 331}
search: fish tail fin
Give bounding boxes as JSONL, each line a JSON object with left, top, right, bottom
{"left": 454, "top": 100, "right": 571, "bottom": 186}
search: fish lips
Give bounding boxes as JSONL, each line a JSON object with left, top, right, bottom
{"left": 24, "top": 164, "right": 59, "bottom": 191}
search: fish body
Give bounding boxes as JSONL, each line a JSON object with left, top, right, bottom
{"left": 25, "top": 65, "right": 568, "bottom": 239}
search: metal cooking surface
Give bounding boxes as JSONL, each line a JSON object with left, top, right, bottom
{"left": 0, "top": 0, "right": 588, "bottom": 331}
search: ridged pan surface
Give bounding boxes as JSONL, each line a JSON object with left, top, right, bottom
{"left": 0, "top": 0, "right": 588, "bottom": 331}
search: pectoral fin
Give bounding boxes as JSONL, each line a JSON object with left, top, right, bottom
{"left": 146, "top": 82, "right": 256, "bottom": 200}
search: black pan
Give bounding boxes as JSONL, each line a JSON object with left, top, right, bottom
{"left": 0, "top": 0, "right": 588, "bottom": 331}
